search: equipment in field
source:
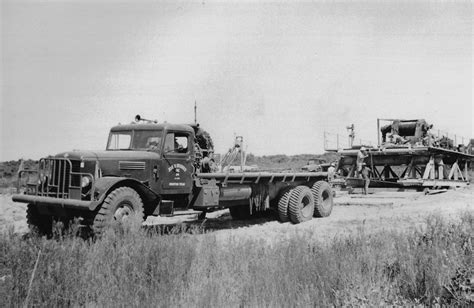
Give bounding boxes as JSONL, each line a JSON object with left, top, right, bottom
{"left": 219, "top": 136, "right": 247, "bottom": 172}
{"left": 335, "top": 119, "right": 473, "bottom": 190}
{"left": 346, "top": 124, "right": 355, "bottom": 148}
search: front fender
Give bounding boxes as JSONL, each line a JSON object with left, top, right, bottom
{"left": 93, "top": 177, "right": 160, "bottom": 209}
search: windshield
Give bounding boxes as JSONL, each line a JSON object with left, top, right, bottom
{"left": 107, "top": 132, "right": 132, "bottom": 150}
{"left": 107, "top": 130, "right": 163, "bottom": 151}
{"left": 133, "top": 130, "right": 163, "bottom": 150}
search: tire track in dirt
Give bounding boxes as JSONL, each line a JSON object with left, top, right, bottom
{"left": 1, "top": 187, "right": 472, "bottom": 243}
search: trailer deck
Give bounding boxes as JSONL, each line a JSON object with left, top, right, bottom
{"left": 337, "top": 145, "right": 473, "bottom": 189}
{"left": 197, "top": 171, "right": 328, "bottom": 185}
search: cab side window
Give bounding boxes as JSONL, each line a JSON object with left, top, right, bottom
{"left": 164, "top": 132, "right": 189, "bottom": 154}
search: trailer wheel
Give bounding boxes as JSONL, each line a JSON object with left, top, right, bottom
{"left": 26, "top": 204, "right": 52, "bottom": 236}
{"left": 277, "top": 186, "right": 294, "bottom": 222}
{"left": 92, "top": 187, "right": 144, "bottom": 234}
{"left": 229, "top": 204, "right": 251, "bottom": 220}
{"left": 311, "top": 181, "right": 333, "bottom": 217}
{"left": 288, "top": 186, "right": 314, "bottom": 224}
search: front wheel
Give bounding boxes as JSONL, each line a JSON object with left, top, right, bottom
{"left": 92, "top": 187, "right": 144, "bottom": 235}
{"left": 26, "top": 204, "right": 53, "bottom": 236}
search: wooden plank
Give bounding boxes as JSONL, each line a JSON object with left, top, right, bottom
{"left": 397, "top": 179, "right": 423, "bottom": 186}
{"left": 173, "top": 210, "right": 204, "bottom": 216}
{"left": 421, "top": 180, "right": 468, "bottom": 187}
{"left": 424, "top": 189, "right": 448, "bottom": 195}
{"left": 349, "top": 195, "right": 413, "bottom": 199}
{"left": 335, "top": 201, "right": 394, "bottom": 206}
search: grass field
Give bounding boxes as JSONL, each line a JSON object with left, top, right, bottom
{"left": 1, "top": 213, "right": 472, "bottom": 307}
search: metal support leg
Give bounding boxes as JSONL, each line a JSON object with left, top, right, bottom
{"left": 423, "top": 156, "right": 435, "bottom": 180}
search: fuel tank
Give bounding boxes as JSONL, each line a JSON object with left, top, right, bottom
{"left": 218, "top": 185, "right": 252, "bottom": 201}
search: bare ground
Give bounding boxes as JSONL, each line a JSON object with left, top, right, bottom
{"left": 1, "top": 186, "right": 473, "bottom": 243}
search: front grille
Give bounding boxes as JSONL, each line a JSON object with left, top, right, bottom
{"left": 37, "top": 158, "right": 93, "bottom": 199}
{"left": 47, "top": 159, "right": 73, "bottom": 198}
{"left": 18, "top": 157, "right": 95, "bottom": 200}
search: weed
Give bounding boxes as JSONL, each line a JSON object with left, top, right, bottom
{"left": 0, "top": 212, "right": 472, "bottom": 306}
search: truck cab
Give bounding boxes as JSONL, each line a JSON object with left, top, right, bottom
{"left": 106, "top": 123, "right": 196, "bottom": 197}
{"left": 13, "top": 119, "right": 210, "bottom": 235}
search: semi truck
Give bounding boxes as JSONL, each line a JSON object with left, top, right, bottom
{"left": 12, "top": 116, "right": 334, "bottom": 235}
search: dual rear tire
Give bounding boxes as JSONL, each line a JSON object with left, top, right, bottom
{"left": 311, "top": 181, "right": 333, "bottom": 218}
{"left": 278, "top": 181, "right": 334, "bottom": 224}
{"left": 277, "top": 186, "right": 294, "bottom": 222}
{"left": 288, "top": 186, "right": 314, "bottom": 223}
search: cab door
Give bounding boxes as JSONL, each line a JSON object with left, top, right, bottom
{"left": 159, "top": 131, "right": 194, "bottom": 194}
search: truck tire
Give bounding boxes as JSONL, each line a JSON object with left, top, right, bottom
{"left": 229, "top": 204, "right": 251, "bottom": 220}
{"left": 26, "top": 204, "right": 52, "bottom": 236}
{"left": 311, "top": 181, "right": 333, "bottom": 217}
{"left": 277, "top": 186, "right": 294, "bottom": 222}
{"left": 92, "top": 187, "right": 144, "bottom": 234}
{"left": 288, "top": 186, "right": 314, "bottom": 224}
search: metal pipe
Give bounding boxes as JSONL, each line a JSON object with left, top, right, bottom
{"left": 62, "top": 160, "right": 66, "bottom": 197}
{"left": 377, "top": 118, "right": 380, "bottom": 147}
{"left": 52, "top": 160, "right": 56, "bottom": 195}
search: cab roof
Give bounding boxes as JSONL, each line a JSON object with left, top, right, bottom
{"left": 110, "top": 122, "right": 195, "bottom": 133}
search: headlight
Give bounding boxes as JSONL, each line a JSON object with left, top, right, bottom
{"left": 27, "top": 185, "right": 36, "bottom": 194}
{"left": 81, "top": 176, "right": 91, "bottom": 188}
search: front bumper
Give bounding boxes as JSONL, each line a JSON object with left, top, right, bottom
{"left": 12, "top": 194, "right": 99, "bottom": 211}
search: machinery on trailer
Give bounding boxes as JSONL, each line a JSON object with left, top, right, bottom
{"left": 335, "top": 119, "right": 473, "bottom": 190}
{"left": 13, "top": 116, "right": 334, "bottom": 235}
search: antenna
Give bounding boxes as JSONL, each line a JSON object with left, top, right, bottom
{"left": 194, "top": 101, "right": 197, "bottom": 124}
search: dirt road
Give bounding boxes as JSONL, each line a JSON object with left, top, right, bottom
{"left": 1, "top": 186, "right": 472, "bottom": 242}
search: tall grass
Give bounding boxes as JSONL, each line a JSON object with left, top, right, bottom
{"left": 1, "top": 212, "right": 472, "bottom": 307}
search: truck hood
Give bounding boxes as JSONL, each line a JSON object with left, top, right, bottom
{"left": 54, "top": 150, "right": 160, "bottom": 161}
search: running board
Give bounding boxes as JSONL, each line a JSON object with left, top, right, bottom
{"left": 172, "top": 210, "right": 204, "bottom": 216}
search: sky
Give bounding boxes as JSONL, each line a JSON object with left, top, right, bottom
{"left": 1, "top": 0, "right": 472, "bottom": 161}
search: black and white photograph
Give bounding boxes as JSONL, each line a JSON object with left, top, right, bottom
{"left": 1, "top": 0, "right": 473, "bottom": 306}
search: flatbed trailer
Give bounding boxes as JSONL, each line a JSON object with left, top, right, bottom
{"left": 190, "top": 171, "right": 332, "bottom": 221}
{"left": 337, "top": 145, "right": 473, "bottom": 190}
{"left": 197, "top": 171, "right": 327, "bottom": 185}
